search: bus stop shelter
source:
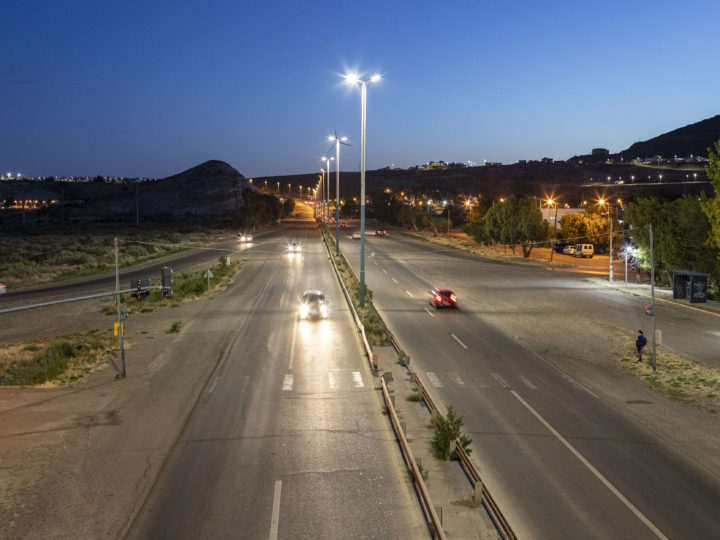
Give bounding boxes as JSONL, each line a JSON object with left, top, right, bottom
{"left": 672, "top": 270, "right": 710, "bottom": 303}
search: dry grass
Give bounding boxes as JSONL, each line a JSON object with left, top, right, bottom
{"left": 0, "top": 329, "right": 115, "bottom": 387}
{"left": 614, "top": 338, "right": 720, "bottom": 413}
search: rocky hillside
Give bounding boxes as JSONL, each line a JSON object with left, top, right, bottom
{"left": 617, "top": 115, "right": 720, "bottom": 160}
{"left": 1, "top": 160, "right": 259, "bottom": 220}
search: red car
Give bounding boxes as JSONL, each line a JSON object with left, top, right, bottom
{"left": 429, "top": 288, "right": 457, "bottom": 308}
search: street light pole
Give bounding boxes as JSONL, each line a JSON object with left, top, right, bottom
{"left": 548, "top": 199, "right": 558, "bottom": 262}
{"left": 329, "top": 135, "right": 348, "bottom": 255}
{"left": 344, "top": 71, "right": 381, "bottom": 307}
{"left": 609, "top": 205, "right": 614, "bottom": 282}
{"left": 650, "top": 223, "right": 657, "bottom": 371}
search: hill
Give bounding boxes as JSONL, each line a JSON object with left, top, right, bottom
{"left": 617, "top": 115, "right": 720, "bottom": 160}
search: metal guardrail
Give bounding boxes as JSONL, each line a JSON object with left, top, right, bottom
{"left": 0, "top": 286, "right": 162, "bottom": 314}
{"left": 410, "top": 372, "right": 517, "bottom": 540}
{"left": 455, "top": 445, "right": 517, "bottom": 540}
{"left": 381, "top": 378, "right": 446, "bottom": 540}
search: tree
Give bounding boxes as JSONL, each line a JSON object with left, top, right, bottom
{"left": 281, "top": 197, "right": 295, "bottom": 218}
{"left": 341, "top": 199, "right": 358, "bottom": 218}
{"left": 558, "top": 211, "right": 607, "bottom": 245}
{"left": 701, "top": 138, "right": 720, "bottom": 250}
{"left": 484, "top": 196, "right": 548, "bottom": 257}
{"left": 626, "top": 195, "right": 718, "bottom": 276}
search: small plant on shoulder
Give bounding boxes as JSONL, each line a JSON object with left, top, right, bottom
{"left": 167, "top": 320, "right": 183, "bottom": 334}
{"left": 406, "top": 392, "right": 421, "bottom": 402}
{"left": 431, "top": 405, "right": 473, "bottom": 460}
{"left": 408, "top": 458, "right": 428, "bottom": 481}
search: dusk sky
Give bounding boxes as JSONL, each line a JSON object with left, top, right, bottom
{"left": 2, "top": 1, "right": 719, "bottom": 179}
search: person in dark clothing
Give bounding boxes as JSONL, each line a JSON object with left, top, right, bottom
{"left": 636, "top": 330, "right": 647, "bottom": 362}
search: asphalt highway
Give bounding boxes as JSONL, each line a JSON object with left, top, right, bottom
{"left": 126, "top": 211, "right": 427, "bottom": 539}
{"left": 341, "top": 229, "right": 720, "bottom": 539}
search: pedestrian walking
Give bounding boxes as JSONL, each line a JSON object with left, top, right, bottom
{"left": 636, "top": 330, "right": 647, "bottom": 362}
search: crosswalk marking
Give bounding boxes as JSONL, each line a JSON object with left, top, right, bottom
{"left": 282, "top": 374, "right": 294, "bottom": 391}
{"left": 450, "top": 372, "right": 466, "bottom": 387}
{"left": 328, "top": 372, "right": 338, "bottom": 389}
{"left": 426, "top": 371, "right": 444, "bottom": 388}
{"left": 352, "top": 371, "right": 364, "bottom": 388}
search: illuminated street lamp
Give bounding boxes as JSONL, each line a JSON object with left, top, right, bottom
{"left": 546, "top": 198, "right": 559, "bottom": 262}
{"left": 329, "top": 134, "right": 349, "bottom": 255}
{"left": 322, "top": 156, "right": 334, "bottom": 225}
{"left": 345, "top": 71, "right": 381, "bottom": 307}
{"left": 599, "top": 198, "right": 614, "bottom": 282}
{"left": 276, "top": 181, "right": 280, "bottom": 194}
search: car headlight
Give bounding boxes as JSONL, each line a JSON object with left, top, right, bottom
{"left": 320, "top": 304, "right": 328, "bottom": 317}
{"left": 300, "top": 304, "right": 309, "bottom": 318}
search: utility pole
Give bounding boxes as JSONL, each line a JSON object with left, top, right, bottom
{"left": 114, "top": 237, "right": 126, "bottom": 378}
{"left": 650, "top": 223, "right": 656, "bottom": 371}
{"left": 550, "top": 202, "right": 558, "bottom": 262}
{"left": 609, "top": 206, "right": 614, "bottom": 282}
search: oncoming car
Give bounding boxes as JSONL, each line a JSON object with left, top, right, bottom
{"left": 299, "top": 289, "right": 328, "bottom": 320}
{"left": 288, "top": 241, "right": 301, "bottom": 253}
{"left": 238, "top": 233, "right": 253, "bottom": 243}
{"left": 429, "top": 288, "right": 457, "bottom": 309}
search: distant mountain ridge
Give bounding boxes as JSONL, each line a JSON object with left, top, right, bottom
{"left": 617, "top": 114, "right": 720, "bottom": 160}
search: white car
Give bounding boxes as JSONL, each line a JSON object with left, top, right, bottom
{"left": 238, "top": 233, "right": 253, "bottom": 243}
{"left": 0, "top": 284, "right": 6, "bottom": 294}
{"left": 299, "top": 289, "right": 328, "bottom": 320}
{"left": 562, "top": 244, "right": 575, "bottom": 255}
{"left": 351, "top": 231, "right": 361, "bottom": 240}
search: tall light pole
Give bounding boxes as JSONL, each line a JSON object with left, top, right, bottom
{"left": 329, "top": 134, "right": 349, "bottom": 255}
{"left": 547, "top": 198, "right": 558, "bottom": 262}
{"left": 345, "top": 71, "right": 381, "bottom": 307}
{"left": 599, "top": 198, "right": 614, "bottom": 282}
{"left": 322, "top": 157, "right": 334, "bottom": 225}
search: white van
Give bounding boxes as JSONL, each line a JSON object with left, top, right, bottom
{"left": 574, "top": 244, "right": 594, "bottom": 258}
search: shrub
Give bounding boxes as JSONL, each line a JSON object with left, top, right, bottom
{"left": 431, "top": 405, "right": 472, "bottom": 460}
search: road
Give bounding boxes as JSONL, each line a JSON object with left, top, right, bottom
{"left": 127, "top": 208, "right": 427, "bottom": 539}
{"left": 340, "top": 229, "right": 720, "bottom": 539}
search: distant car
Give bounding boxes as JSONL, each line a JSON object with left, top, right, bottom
{"left": 288, "top": 241, "right": 301, "bottom": 253}
{"left": 0, "top": 284, "right": 6, "bottom": 294}
{"left": 351, "top": 231, "right": 361, "bottom": 240}
{"left": 375, "top": 228, "right": 387, "bottom": 237}
{"left": 299, "top": 289, "right": 328, "bottom": 320}
{"left": 429, "top": 288, "right": 457, "bottom": 309}
{"left": 563, "top": 244, "right": 575, "bottom": 255}
{"left": 340, "top": 221, "right": 348, "bottom": 230}
{"left": 574, "top": 244, "right": 594, "bottom": 258}
{"left": 238, "top": 233, "right": 253, "bottom": 243}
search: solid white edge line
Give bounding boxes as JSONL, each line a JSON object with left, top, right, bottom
{"left": 269, "top": 479, "right": 282, "bottom": 540}
{"left": 511, "top": 390, "right": 669, "bottom": 540}
{"left": 289, "top": 315, "right": 298, "bottom": 370}
{"left": 451, "top": 333, "right": 468, "bottom": 349}
{"left": 423, "top": 308, "right": 435, "bottom": 317}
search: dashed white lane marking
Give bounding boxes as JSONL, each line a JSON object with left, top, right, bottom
{"left": 241, "top": 375, "right": 250, "bottom": 393}
{"left": 406, "top": 290, "right": 414, "bottom": 297}
{"left": 451, "top": 334, "right": 468, "bottom": 349}
{"left": 426, "top": 371, "right": 444, "bottom": 388}
{"left": 328, "top": 372, "right": 338, "bottom": 389}
{"left": 492, "top": 372, "right": 509, "bottom": 388}
{"left": 450, "top": 372, "right": 466, "bottom": 387}
{"left": 423, "top": 307, "right": 435, "bottom": 317}
{"left": 269, "top": 479, "right": 282, "bottom": 540}
{"left": 382, "top": 269, "right": 388, "bottom": 274}
{"left": 520, "top": 375, "right": 538, "bottom": 390}
{"left": 392, "top": 278, "right": 398, "bottom": 284}
{"left": 207, "top": 376, "right": 219, "bottom": 395}
{"left": 282, "top": 374, "right": 293, "bottom": 391}
{"left": 352, "top": 371, "right": 364, "bottom": 388}
{"left": 511, "top": 391, "right": 669, "bottom": 540}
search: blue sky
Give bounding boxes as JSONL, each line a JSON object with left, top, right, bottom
{"left": 1, "top": 0, "right": 718, "bottom": 179}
